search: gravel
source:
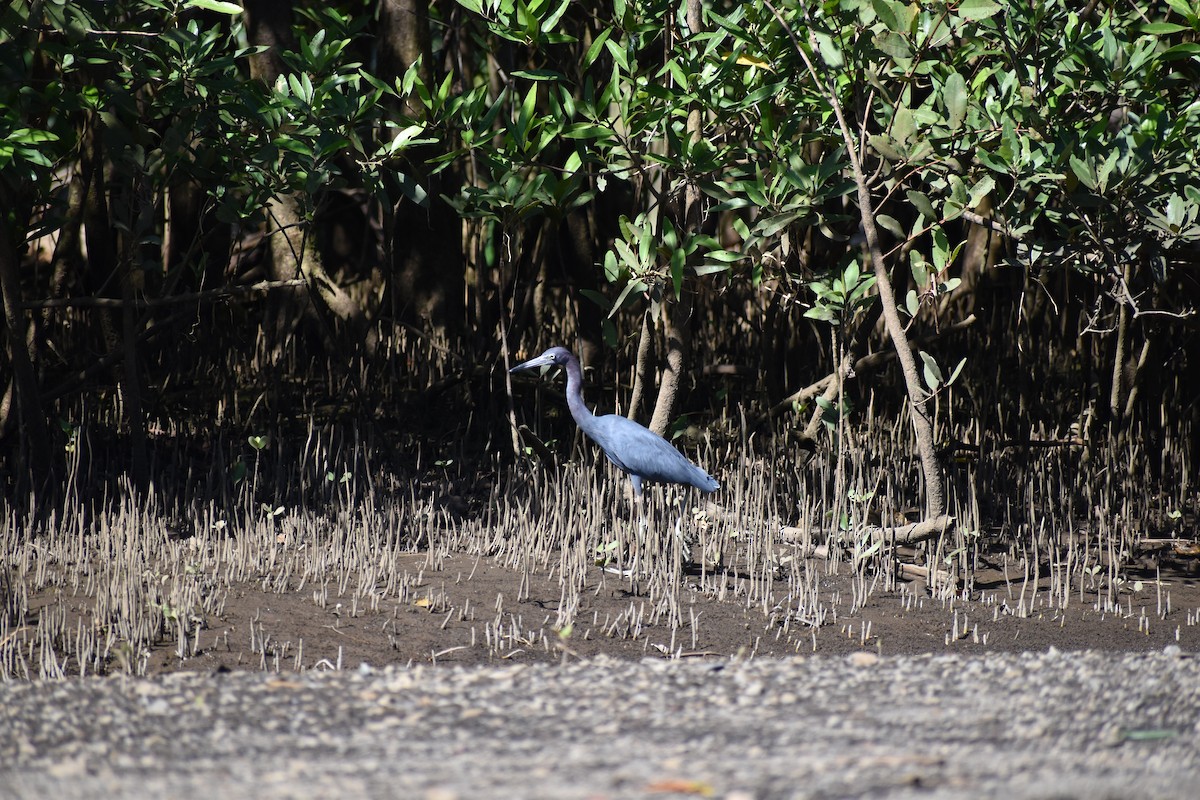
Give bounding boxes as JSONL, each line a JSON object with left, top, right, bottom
{"left": 1, "top": 647, "right": 1198, "bottom": 799}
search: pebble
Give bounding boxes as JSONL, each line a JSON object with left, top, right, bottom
{"left": 0, "top": 651, "right": 1197, "bottom": 799}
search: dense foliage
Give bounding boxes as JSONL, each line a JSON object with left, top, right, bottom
{"left": 1, "top": 0, "right": 1198, "bottom": 516}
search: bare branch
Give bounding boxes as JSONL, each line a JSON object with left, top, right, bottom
{"left": 779, "top": 515, "right": 955, "bottom": 549}
{"left": 22, "top": 279, "right": 308, "bottom": 311}
{"left": 769, "top": 314, "right": 977, "bottom": 418}
{"left": 959, "top": 209, "right": 1021, "bottom": 240}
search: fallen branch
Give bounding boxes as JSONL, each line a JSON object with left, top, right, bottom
{"left": 894, "top": 562, "right": 959, "bottom": 592}
{"left": 778, "top": 514, "right": 955, "bottom": 549}
{"left": 783, "top": 515, "right": 960, "bottom": 590}
{"left": 22, "top": 278, "right": 308, "bottom": 310}
{"left": 700, "top": 501, "right": 958, "bottom": 585}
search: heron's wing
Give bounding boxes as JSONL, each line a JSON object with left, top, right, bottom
{"left": 587, "top": 415, "right": 712, "bottom": 489}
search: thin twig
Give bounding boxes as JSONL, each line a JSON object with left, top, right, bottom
{"left": 23, "top": 279, "right": 308, "bottom": 311}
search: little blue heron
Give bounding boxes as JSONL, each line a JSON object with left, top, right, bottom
{"left": 510, "top": 346, "right": 720, "bottom": 496}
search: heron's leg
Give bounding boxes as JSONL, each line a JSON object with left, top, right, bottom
{"left": 671, "top": 515, "right": 685, "bottom": 580}
{"left": 602, "top": 517, "right": 640, "bottom": 580}
{"left": 627, "top": 476, "right": 648, "bottom": 579}
{"left": 631, "top": 477, "right": 649, "bottom": 531}
{"left": 671, "top": 494, "right": 701, "bottom": 568}
{"left": 629, "top": 475, "right": 643, "bottom": 500}
{"left": 602, "top": 478, "right": 643, "bottom": 580}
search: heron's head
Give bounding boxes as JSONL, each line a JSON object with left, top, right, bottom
{"left": 509, "top": 346, "right": 573, "bottom": 374}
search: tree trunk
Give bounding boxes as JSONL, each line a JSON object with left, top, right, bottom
{"left": 379, "top": 0, "right": 465, "bottom": 335}
{"left": 379, "top": 0, "right": 433, "bottom": 118}
{"left": 853, "top": 193, "right": 944, "bottom": 519}
{"left": 769, "top": 4, "right": 945, "bottom": 519}
{"left": 627, "top": 309, "right": 653, "bottom": 421}
{"left": 1109, "top": 263, "right": 1136, "bottom": 426}
{"left": 243, "top": 0, "right": 369, "bottom": 350}
{"left": 119, "top": 255, "right": 148, "bottom": 492}
{"left": 563, "top": 208, "right": 603, "bottom": 371}
{"left": 0, "top": 211, "right": 52, "bottom": 496}
{"left": 648, "top": 0, "right": 703, "bottom": 437}
{"left": 243, "top": 0, "right": 292, "bottom": 82}
{"left": 163, "top": 176, "right": 230, "bottom": 293}
{"left": 649, "top": 289, "right": 694, "bottom": 437}
{"left": 83, "top": 112, "right": 149, "bottom": 491}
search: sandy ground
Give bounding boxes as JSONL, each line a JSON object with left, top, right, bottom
{"left": 117, "top": 551, "right": 1200, "bottom": 675}
{"left": 2, "top": 648, "right": 1198, "bottom": 799}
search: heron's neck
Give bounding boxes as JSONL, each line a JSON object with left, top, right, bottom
{"left": 563, "top": 355, "right": 595, "bottom": 429}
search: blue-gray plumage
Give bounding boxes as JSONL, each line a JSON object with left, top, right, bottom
{"left": 510, "top": 346, "right": 720, "bottom": 496}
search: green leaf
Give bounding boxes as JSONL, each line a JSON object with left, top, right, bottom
{"left": 386, "top": 124, "right": 427, "bottom": 154}
{"left": 874, "top": 31, "right": 912, "bottom": 60}
{"left": 868, "top": 134, "right": 903, "bottom": 161}
{"left": 396, "top": 172, "right": 428, "bottom": 207}
{"left": 562, "top": 123, "right": 611, "bottom": 140}
{"left": 1122, "top": 729, "right": 1178, "bottom": 742}
{"left": 1140, "top": 22, "right": 1190, "bottom": 34}
{"left": 637, "top": 218, "right": 654, "bottom": 266}
{"left": 876, "top": 214, "right": 905, "bottom": 238}
{"left": 1069, "top": 155, "right": 1097, "bottom": 190}
{"left": 943, "top": 71, "right": 967, "bottom": 131}
{"left": 872, "top": 0, "right": 911, "bottom": 33}
{"left": 967, "top": 176, "right": 995, "bottom": 209}
{"left": 578, "top": 288, "right": 611, "bottom": 311}
{"left": 911, "top": 250, "right": 930, "bottom": 286}
{"left": 510, "top": 69, "right": 563, "bottom": 81}
{"left": 613, "top": 238, "right": 637, "bottom": 270}
{"left": 603, "top": 250, "right": 619, "bottom": 282}
{"left": 892, "top": 103, "right": 915, "bottom": 145}
{"left": 1096, "top": 149, "right": 1119, "bottom": 193}
{"left": 848, "top": 276, "right": 876, "bottom": 305}
{"left": 804, "top": 305, "right": 838, "bottom": 324}
{"left": 604, "top": 38, "right": 628, "bottom": 72}
{"left": 670, "top": 247, "right": 685, "bottom": 298}
{"left": 541, "top": 0, "right": 571, "bottom": 33}
{"left": 947, "top": 357, "right": 966, "bottom": 386}
{"left": 943, "top": 175, "right": 967, "bottom": 220}
{"left": 919, "top": 351, "right": 943, "bottom": 392}
{"left": 956, "top": 0, "right": 1002, "bottom": 21}
{"left": 702, "top": 249, "right": 743, "bottom": 263}
{"left": 931, "top": 225, "right": 951, "bottom": 270}
{"left": 905, "top": 289, "right": 919, "bottom": 317}
{"left": 516, "top": 83, "right": 538, "bottom": 143}
{"left": 907, "top": 190, "right": 938, "bottom": 222}
{"left": 184, "top": 0, "right": 244, "bottom": 14}
{"left": 609, "top": 278, "right": 646, "bottom": 316}
{"left": 1166, "top": 194, "right": 1186, "bottom": 228}
{"left": 584, "top": 28, "right": 612, "bottom": 70}
{"left": 6, "top": 128, "right": 59, "bottom": 145}
{"left": 813, "top": 31, "right": 843, "bottom": 68}
{"left": 424, "top": 70, "right": 448, "bottom": 112}
{"left": 359, "top": 69, "right": 395, "bottom": 96}
{"left": 844, "top": 260, "right": 860, "bottom": 288}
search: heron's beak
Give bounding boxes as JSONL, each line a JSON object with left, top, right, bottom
{"left": 509, "top": 353, "right": 555, "bottom": 373}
